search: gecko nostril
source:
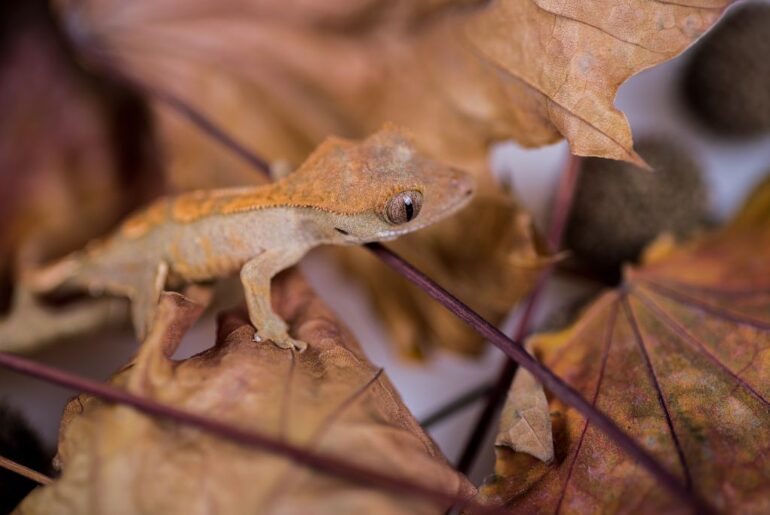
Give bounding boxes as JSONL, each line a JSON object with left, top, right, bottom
{"left": 334, "top": 227, "right": 350, "bottom": 235}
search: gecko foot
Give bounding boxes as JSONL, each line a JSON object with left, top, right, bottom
{"left": 252, "top": 331, "right": 308, "bottom": 353}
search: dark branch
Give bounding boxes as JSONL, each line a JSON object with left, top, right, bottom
{"left": 148, "top": 86, "right": 272, "bottom": 175}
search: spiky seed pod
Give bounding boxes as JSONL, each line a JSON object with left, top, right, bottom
{"left": 565, "top": 138, "right": 707, "bottom": 280}
{"left": 681, "top": 3, "right": 770, "bottom": 137}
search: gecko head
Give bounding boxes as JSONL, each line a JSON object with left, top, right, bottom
{"left": 284, "top": 125, "right": 475, "bottom": 243}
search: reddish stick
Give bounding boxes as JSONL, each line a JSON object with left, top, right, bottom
{"left": 456, "top": 152, "right": 581, "bottom": 474}
{"left": 0, "top": 455, "right": 53, "bottom": 486}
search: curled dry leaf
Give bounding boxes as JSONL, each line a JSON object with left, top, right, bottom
{"left": 495, "top": 342, "right": 553, "bottom": 464}
{"left": 478, "top": 180, "right": 770, "bottom": 513}
{"left": 16, "top": 269, "right": 475, "bottom": 514}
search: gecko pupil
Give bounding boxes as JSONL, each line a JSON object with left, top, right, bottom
{"left": 404, "top": 197, "right": 414, "bottom": 221}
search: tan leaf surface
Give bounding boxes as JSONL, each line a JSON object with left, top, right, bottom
{"left": 479, "top": 182, "right": 770, "bottom": 512}
{"left": 466, "top": 0, "right": 733, "bottom": 165}
{"left": 55, "top": 0, "right": 734, "bottom": 176}
{"left": 16, "top": 269, "right": 475, "bottom": 514}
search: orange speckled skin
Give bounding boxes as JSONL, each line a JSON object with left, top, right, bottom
{"left": 31, "top": 127, "right": 474, "bottom": 351}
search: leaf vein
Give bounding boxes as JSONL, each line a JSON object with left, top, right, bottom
{"left": 623, "top": 297, "right": 692, "bottom": 490}
{"left": 554, "top": 301, "right": 619, "bottom": 514}
{"left": 633, "top": 289, "right": 770, "bottom": 409}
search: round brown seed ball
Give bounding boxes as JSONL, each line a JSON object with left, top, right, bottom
{"left": 681, "top": 3, "right": 770, "bottom": 137}
{"left": 564, "top": 138, "right": 707, "bottom": 279}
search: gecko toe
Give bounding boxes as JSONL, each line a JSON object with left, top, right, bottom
{"left": 291, "top": 338, "right": 308, "bottom": 353}
{"left": 254, "top": 329, "right": 307, "bottom": 352}
{"left": 278, "top": 336, "right": 307, "bottom": 353}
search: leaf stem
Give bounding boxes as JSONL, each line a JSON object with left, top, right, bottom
{"left": 148, "top": 86, "right": 272, "bottom": 175}
{"left": 456, "top": 152, "right": 580, "bottom": 474}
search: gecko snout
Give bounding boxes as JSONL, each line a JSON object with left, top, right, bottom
{"left": 450, "top": 168, "right": 475, "bottom": 198}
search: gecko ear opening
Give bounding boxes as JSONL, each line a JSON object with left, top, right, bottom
{"left": 384, "top": 190, "right": 423, "bottom": 225}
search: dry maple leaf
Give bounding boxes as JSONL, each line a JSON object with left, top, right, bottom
{"left": 465, "top": 0, "right": 734, "bottom": 165}
{"left": 54, "top": 0, "right": 735, "bottom": 176}
{"left": 16, "top": 269, "right": 475, "bottom": 514}
{"left": 479, "top": 178, "right": 770, "bottom": 513}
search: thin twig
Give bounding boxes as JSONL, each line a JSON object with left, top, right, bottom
{"left": 419, "top": 382, "right": 495, "bottom": 429}
{"left": 0, "top": 455, "right": 53, "bottom": 486}
{"left": 456, "top": 153, "right": 581, "bottom": 474}
{"left": 148, "top": 86, "right": 272, "bottom": 174}
{"left": 546, "top": 153, "right": 582, "bottom": 250}
{"left": 0, "top": 351, "right": 500, "bottom": 514}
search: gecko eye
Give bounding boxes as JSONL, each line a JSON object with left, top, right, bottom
{"left": 384, "top": 190, "right": 423, "bottom": 225}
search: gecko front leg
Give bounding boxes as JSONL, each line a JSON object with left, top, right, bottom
{"left": 240, "top": 247, "right": 309, "bottom": 352}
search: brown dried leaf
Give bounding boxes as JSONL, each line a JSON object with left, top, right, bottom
{"left": 0, "top": 7, "right": 146, "bottom": 270}
{"left": 479, "top": 181, "right": 770, "bottom": 512}
{"left": 56, "top": 0, "right": 734, "bottom": 176}
{"left": 16, "top": 269, "right": 475, "bottom": 514}
{"left": 495, "top": 343, "right": 553, "bottom": 464}
{"left": 466, "top": 0, "right": 733, "bottom": 165}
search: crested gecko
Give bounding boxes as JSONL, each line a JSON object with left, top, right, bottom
{"left": 26, "top": 128, "right": 474, "bottom": 352}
